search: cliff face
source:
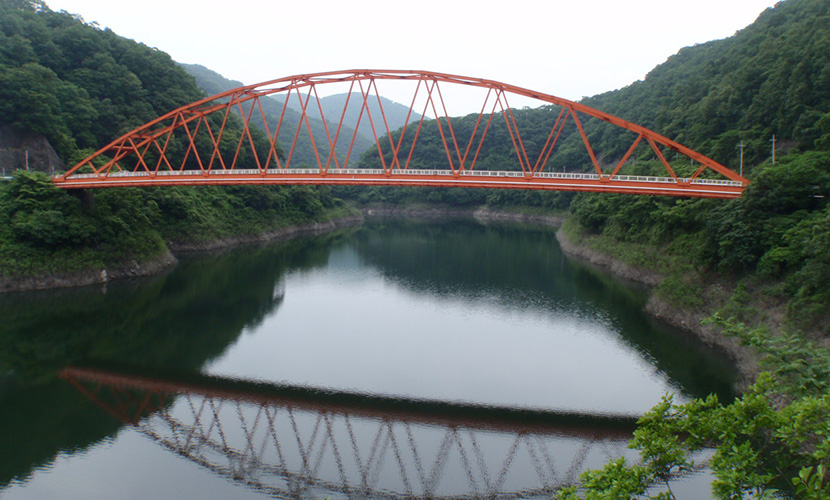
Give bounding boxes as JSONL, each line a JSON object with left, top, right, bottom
{"left": 0, "top": 125, "right": 65, "bottom": 176}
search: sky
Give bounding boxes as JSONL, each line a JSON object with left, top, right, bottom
{"left": 44, "top": 0, "right": 779, "bottom": 116}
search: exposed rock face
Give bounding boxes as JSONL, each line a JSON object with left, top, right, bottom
{"left": 555, "top": 227, "right": 758, "bottom": 386}
{"left": 167, "top": 216, "right": 365, "bottom": 252}
{"left": 0, "top": 251, "right": 178, "bottom": 293}
{"left": 0, "top": 125, "right": 66, "bottom": 176}
{"left": 554, "top": 229, "right": 662, "bottom": 286}
{"left": 0, "top": 216, "right": 365, "bottom": 293}
{"left": 358, "top": 205, "right": 567, "bottom": 227}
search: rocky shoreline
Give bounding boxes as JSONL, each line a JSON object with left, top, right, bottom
{"left": 0, "top": 214, "right": 364, "bottom": 294}
{"left": 361, "top": 204, "right": 755, "bottom": 380}
{"left": 554, "top": 227, "right": 758, "bottom": 384}
{"left": 0, "top": 250, "right": 178, "bottom": 294}
{"left": 167, "top": 215, "right": 365, "bottom": 252}
{"left": 0, "top": 204, "right": 758, "bottom": 381}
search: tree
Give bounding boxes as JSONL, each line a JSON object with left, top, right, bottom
{"left": 558, "top": 318, "right": 830, "bottom": 500}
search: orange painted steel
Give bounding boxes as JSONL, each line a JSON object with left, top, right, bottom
{"left": 53, "top": 70, "right": 749, "bottom": 198}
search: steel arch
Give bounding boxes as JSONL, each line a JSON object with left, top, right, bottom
{"left": 53, "top": 70, "right": 748, "bottom": 198}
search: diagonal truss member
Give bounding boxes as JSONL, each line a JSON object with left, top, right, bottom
{"left": 53, "top": 70, "right": 748, "bottom": 198}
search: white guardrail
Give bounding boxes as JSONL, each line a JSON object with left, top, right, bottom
{"left": 64, "top": 168, "right": 745, "bottom": 187}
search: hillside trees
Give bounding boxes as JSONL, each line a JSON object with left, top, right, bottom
{"left": 0, "top": 171, "right": 343, "bottom": 278}
{"left": 0, "top": 0, "right": 204, "bottom": 158}
{"left": 558, "top": 318, "right": 830, "bottom": 500}
{"left": 350, "top": 0, "right": 830, "bottom": 334}
{"left": 0, "top": 0, "right": 347, "bottom": 279}
{"left": 582, "top": 0, "right": 830, "bottom": 170}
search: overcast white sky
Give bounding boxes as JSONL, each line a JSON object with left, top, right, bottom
{"left": 45, "top": 0, "right": 778, "bottom": 115}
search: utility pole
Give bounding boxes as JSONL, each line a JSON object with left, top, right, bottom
{"left": 739, "top": 140, "right": 745, "bottom": 177}
{"left": 770, "top": 135, "right": 776, "bottom": 164}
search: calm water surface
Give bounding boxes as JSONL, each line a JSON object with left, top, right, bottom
{"left": 0, "top": 219, "right": 736, "bottom": 499}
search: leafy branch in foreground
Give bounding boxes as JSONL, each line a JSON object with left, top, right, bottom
{"left": 557, "top": 316, "right": 830, "bottom": 500}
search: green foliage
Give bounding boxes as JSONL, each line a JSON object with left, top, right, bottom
{"left": 582, "top": 0, "right": 830, "bottom": 168}
{"left": 715, "top": 315, "right": 830, "bottom": 398}
{"left": 563, "top": 149, "right": 830, "bottom": 333}
{"left": 0, "top": 0, "right": 204, "bottom": 159}
{"left": 11, "top": 208, "right": 94, "bottom": 247}
{"left": 0, "top": 171, "right": 344, "bottom": 277}
{"left": 562, "top": 319, "right": 830, "bottom": 500}
{"left": 557, "top": 458, "right": 653, "bottom": 500}
{"left": 793, "top": 465, "right": 828, "bottom": 500}
{"left": 1, "top": 171, "right": 93, "bottom": 248}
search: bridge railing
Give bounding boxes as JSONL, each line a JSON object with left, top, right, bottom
{"left": 64, "top": 168, "right": 745, "bottom": 187}
{"left": 55, "top": 70, "right": 748, "bottom": 198}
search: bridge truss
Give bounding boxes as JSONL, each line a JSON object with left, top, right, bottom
{"left": 53, "top": 70, "right": 747, "bottom": 198}
{"left": 62, "top": 366, "right": 637, "bottom": 499}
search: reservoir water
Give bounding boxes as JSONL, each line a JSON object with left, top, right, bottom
{"left": 0, "top": 218, "right": 736, "bottom": 499}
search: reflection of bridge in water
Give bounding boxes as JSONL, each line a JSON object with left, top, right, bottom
{"left": 62, "top": 366, "right": 639, "bottom": 499}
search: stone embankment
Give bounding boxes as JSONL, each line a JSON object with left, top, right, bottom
{"left": 364, "top": 204, "right": 753, "bottom": 378}
{"left": 554, "top": 227, "right": 758, "bottom": 384}
{"left": 167, "top": 215, "right": 364, "bottom": 252}
{"left": 0, "top": 251, "right": 177, "bottom": 293}
{"left": 0, "top": 215, "right": 364, "bottom": 293}
{"left": 360, "top": 205, "right": 567, "bottom": 226}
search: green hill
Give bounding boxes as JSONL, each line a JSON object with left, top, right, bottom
{"left": 350, "top": 0, "right": 830, "bottom": 336}
{"left": 0, "top": 0, "right": 345, "bottom": 284}
{"left": 356, "top": 0, "right": 829, "bottom": 178}
{"left": 580, "top": 0, "right": 830, "bottom": 171}
{"left": 562, "top": 0, "right": 830, "bottom": 335}
{"left": 0, "top": 0, "right": 203, "bottom": 163}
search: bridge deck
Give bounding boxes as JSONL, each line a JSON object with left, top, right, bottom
{"left": 54, "top": 168, "right": 745, "bottom": 198}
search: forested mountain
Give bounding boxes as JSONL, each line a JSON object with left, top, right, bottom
{"left": 0, "top": 0, "right": 291, "bottom": 173}
{"left": 580, "top": 0, "right": 830, "bottom": 170}
{"left": 181, "top": 64, "right": 373, "bottom": 167}
{"left": 358, "top": 0, "right": 829, "bottom": 177}
{"left": 562, "top": 0, "right": 830, "bottom": 336}
{"left": 0, "top": 0, "right": 343, "bottom": 282}
{"left": 352, "top": 0, "right": 830, "bottom": 337}
{"left": 0, "top": 0, "right": 204, "bottom": 164}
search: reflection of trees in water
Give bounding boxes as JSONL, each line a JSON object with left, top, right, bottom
{"left": 351, "top": 219, "right": 737, "bottom": 402}
{"left": 0, "top": 220, "right": 733, "bottom": 492}
{"left": 0, "top": 229, "right": 355, "bottom": 487}
{"left": 63, "top": 366, "right": 636, "bottom": 500}
{"left": 0, "top": 229, "right": 355, "bottom": 382}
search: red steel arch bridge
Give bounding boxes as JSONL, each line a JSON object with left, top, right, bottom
{"left": 53, "top": 70, "right": 748, "bottom": 198}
